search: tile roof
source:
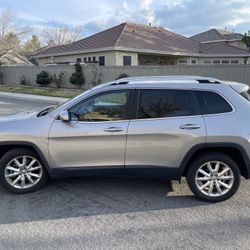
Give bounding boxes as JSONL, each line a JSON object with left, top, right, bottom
{"left": 200, "top": 42, "right": 249, "bottom": 55}
{"left": 35, "top": 23, "right": 126, "bottom": 57}
{"left": 0, "top": 53, "right": 34, "bottom": 66}
{"left": 35, "top": 23, "right": 249, "bottom": 58}
{"left": 190, "top": 28, "right": 244, "bottom": 42}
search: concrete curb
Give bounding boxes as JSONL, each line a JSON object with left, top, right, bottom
{"left": 0, "top": 91, "right": 69, "bottom": 104}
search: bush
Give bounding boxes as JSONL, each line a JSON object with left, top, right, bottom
{"left": 70, "top": 64, "right": 85, "bottom": 86}
{"left": 116, "top": 73, "right": 129, "bottom": 80}
{"left": 36, "top": 71, "right": 50, "bottom": 86}
{"left": 50, "top": 72, "right": 64, "bottom": 88}
{"left": 20, "top": 75, "right": 27, "bottom": 85}
{"left": 0, "top": 72, "right": 3, "bottom": 84}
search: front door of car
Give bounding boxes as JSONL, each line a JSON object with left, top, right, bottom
{"left": 125, "top": 88, "right": 206, "bottom": 176}
{"left": 48, "top": 89, "right": 132, "bottom": 170}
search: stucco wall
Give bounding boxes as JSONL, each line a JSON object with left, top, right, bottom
{"left": 176, "top": 57, "right": 248, "bottom": 65}
{"left": 37, "top": 51, "right": 117, "bottom": 66}
{"left": 115, "top": 51, "right": 138, "bottom": 66}
{"left": 3, "top": 64, "right": 250, "bottom": 88}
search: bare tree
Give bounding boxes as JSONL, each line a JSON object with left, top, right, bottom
{"left": 0, "top": 9, "right": 31, "bottom": 56}
{"left": 0, "top": 9, "right": 31, "bottom": 37}
{"left": 43, "top": 22, "right": 83, "bottom": 46}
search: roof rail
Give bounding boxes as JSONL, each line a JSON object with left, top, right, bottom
{"left": 115, "top": 75, "right": 221, "bottom": 83}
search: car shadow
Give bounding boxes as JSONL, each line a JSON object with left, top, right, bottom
{"left": 0, "top": 177, "right": 209, "bottom": 225}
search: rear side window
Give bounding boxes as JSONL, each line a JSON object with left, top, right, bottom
{"left": 138, "top": 89, "right": 195, "bottom": 119}
{"left": 195, "top": 91, "right": 232, "bottom": 115}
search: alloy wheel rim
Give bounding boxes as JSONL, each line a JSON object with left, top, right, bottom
{"left": 4, "top": 156, "right": 43, "bottom": 189}
{"left": 195, "top": 161, "right": 234, "bottom": 197}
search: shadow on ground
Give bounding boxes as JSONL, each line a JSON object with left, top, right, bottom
{"left": 0, "top": 177, "right": 208, "bottom": 224}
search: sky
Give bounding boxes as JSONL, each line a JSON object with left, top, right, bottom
{"left": 1, "top": 0, "right": 250, "bottom": 40}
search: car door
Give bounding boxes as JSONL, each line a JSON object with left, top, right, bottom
{"left": 125, "top": 88, "right": 206, "bottom": 177}
{"left": 48, "top": 89, "right": 132, "bottom": 170}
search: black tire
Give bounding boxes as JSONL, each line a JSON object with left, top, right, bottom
{"left": 0, "top": 148, "right": 48, "bottom": 194}
{"left": 186, "top": 153, "right": 241, "bottom": 202}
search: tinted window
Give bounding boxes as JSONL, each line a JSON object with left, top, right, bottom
{"left": 123, "top": 56, "right": 131, "bottom": 66}
{"left": 69, "top": 90, "right": 130, "bottom": 122}
{"left": 195, "top": 91, "right": 232, "bottom": 114}
{"left": 99, "top": 56, "right": 105, "bottom": 66}
{"left": 138, "top": 89, "right": 194, "bottom": 119}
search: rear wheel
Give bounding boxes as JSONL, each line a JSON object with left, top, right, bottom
{"left": 0, "top": 148, "right": 48, "bottom": 194}
{"left": 186, "top": 153, "right": 241, "bottom": 202}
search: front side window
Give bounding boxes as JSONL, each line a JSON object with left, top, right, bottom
{"left": 69, "top": 90, "right": 130, "bottom": 122}
{"left": 195, "top": 91, "right": 232, "bottom": 115}
{"left": 138, "top": 89, "right": 194, "bottom": 119}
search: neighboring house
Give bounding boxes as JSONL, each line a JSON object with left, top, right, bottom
{"left": 35, "top": 23, "right": 250, "bottom": 66}
{"left": 190, "top": 28, "right": 246, "bottom": 50}
{"left": 0, "top": 53, "right": 34, "bottom": 66}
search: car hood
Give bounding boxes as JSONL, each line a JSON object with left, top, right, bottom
{"left": 0, "top": 106, "right": 54, "bottom": 122}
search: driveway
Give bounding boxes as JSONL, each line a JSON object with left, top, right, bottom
{"left": 0, "top": 96, "right": 249, "bottom": 250}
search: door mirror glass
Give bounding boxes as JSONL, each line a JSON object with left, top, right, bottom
{"left": 59, "top": 110, "right": 70, "bottom": 122}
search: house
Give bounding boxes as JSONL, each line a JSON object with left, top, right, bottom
{"left": 35, "top": 23, "right": 250, "bottom": 66}
{"left": 0, "top": 53, "right": 34, "bottom": 66}
{"left": 190, "top": 28, "right": 246, "bottom": 50}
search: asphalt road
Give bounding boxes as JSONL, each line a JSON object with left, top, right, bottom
{"left": 0, "top": 96, "right": 250, "bottom": 250}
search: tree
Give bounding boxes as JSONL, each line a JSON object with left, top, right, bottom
{"left": 242, "top": 33, "right": 250, "bottom": 51}
{"left": 70, "top": 64, "right": 85, "bottom": 86}
{"left": 23, "top": 35, "right": 41, "bottom": 53}
{"left": 43, "top": 22, "right": 83, "bottom": 46}
{"left": 0, "top": 9, "right": 31, "bottom": 37}
{"left": 0, "top": 32, "right": 20, "bottom": 54}
{"left": 0, "top": 9, "right": 31, "bottom": 55}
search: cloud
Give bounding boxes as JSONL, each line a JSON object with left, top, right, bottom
{"left": 1, "top": 0, "right": 250, "bottom": 40}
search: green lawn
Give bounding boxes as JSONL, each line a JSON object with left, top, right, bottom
{"left": 0, "top": 85, "right": 84, "bottom": 98}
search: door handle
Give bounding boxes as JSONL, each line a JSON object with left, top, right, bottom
{"left": 104, "top": 127, "right": 124, "bottom": 132}
{"left": 180, "top": 124, "right": 201, "bottom": 130}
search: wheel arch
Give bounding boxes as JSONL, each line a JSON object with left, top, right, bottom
{"left": 0, "top": 142, "right": 54, "bottom": 177}
{"left": 181, "top": 143, "right": 250, "bottom": 179}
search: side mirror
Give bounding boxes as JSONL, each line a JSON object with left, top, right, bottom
{"left": 59, "top": 110, "right": 70, "bottom": 122}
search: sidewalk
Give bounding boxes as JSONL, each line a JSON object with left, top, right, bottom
{"left": 0, "top": 91, "right": 69, "bottom": 104}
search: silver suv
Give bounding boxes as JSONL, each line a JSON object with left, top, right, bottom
{"left": 0, "top": 75, "right": 250, "bottom": 202}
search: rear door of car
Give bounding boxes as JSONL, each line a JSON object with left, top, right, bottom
{"left": 125, "top": 88, "right": 206, "bottom": 178}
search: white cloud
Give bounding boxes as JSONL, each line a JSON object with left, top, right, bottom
{"left": 1, "top": 0, "right": 250, "bottom": 39}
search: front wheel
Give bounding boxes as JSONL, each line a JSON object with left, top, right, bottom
{"left": 0, "top": 148, "right": 48, "bottom": 194}
{"left": 186, "top": 153, "right": 241, "bottom": 202}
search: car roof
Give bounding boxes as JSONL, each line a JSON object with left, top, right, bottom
{"left": 90, "top": 75, "right": 249, "bottom": 94}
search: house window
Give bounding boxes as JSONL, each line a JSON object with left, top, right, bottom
{"left": 231, "top": 60, "right": 239, "bottom": 64}
{"left": 76, "top": 58, "right": 81, "bottom": 63}
{"left": 123, "top": 56, "right": 132, "bottom": 66}
{"left": 83, "top": 57, "right": 87, "bottom": 63}
{"left": 212, "top": 60, "right": 220, "bottom": 64}
{"left": 203, "top": 59, "right": 211, "bottom": 64}
{"left": 191, "top": 59, "right": 197, "bottom": 64}
{"left": 99, "top": 56, "right": 105, "bottom": 66}
{"left": 178, "top": 59, "right": 188, "bottom": 65}
{"left": 222, "top": 60, "right": 230, "bottom": 64}
{"left": 93, "top": 56, "right": 96, "bottom": 62}
{"left": 88, "top": 57, "right": 91, "bottom": 62}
